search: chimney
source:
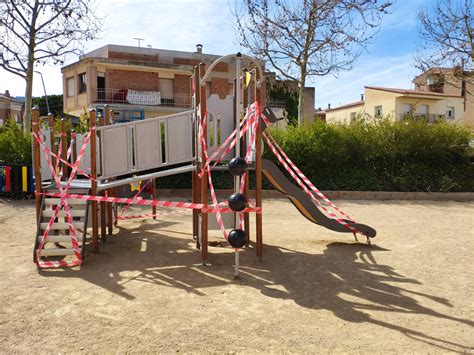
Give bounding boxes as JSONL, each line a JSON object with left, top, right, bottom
{"left": 360, "top": 94, "right": 364, "bottom": 101}
{"left": 327, "top": 103, "right": 331, "bottom": 109}
{"left": 196, "top": 44, "right": 203, "bottom": 54}
{"left": 4, "top": 90, "right": 10, "bottom": 97}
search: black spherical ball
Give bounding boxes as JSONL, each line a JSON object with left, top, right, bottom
{"left": 228, "top": 193, "right": 247, "bottom": 211}
{"left": 228, "top": 157, "right": 248, "bottom": 176}
{"left": 228, "top": 229, "right": 247, "bottom": 248}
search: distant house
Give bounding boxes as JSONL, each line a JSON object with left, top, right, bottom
{"left": 326, "top": 68, "right": 473, "bottom": 129}
{"left": 326, "top": 86, "right": 467, "bottom": 127}
{"left": 413, "top": 67, "right": 473, "bottom": 128}
{"left": 0, "top": 90, "right": 22, "bottom": 125}
{"left": 61, "top": 44, "right": 243, "bottom": 122}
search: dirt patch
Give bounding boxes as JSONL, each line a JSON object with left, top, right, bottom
{"left": 0, "top": 198, "right": 473, "bottom": 352}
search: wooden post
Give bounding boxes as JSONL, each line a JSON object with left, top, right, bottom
{"left": 89, "top": 109, "right": 99, "bottom": 253}
{"left": 104, "top": 105, "right": 113, "bottom": 235}
{"left": 60, "top": 118, "right": 68, "bottom": 179}
{"left": 152, "top": 179, "right": 157, "bottom": 219}
{"left": 199, "top": 63, "right": 208, "bottom": 263}
{"left": 192, "top": 69, "right": 201, "bottom": 245}
{"left": 48, "top": 114, "right": 55, "bottom": 168}
{"left": 98, "top": 113, "right": 107, "bottom": 242}
{"left": 243, "top": 72, "right": 251, "bottom": 246}
{"left": 32, "top": 107, "right": 42, "bottom": 222}
{"left": 255, "top": 73, "right": 264, "bottom": 259}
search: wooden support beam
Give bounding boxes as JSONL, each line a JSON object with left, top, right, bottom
{"left": 104, "top": 105, "right": 113, "bottom": 235}
{"left": 192, "top": 69, "right": 200, "bottom": 246}
{"left": 199, "top": 63, "right": 208, "bottom": 263}
{"left": 60, "top": 118, "right": 68, "bottom": 179}
{"left": 255, "top": 73, "right": 264, "bottom": 259}
{"left": 89, "top": 109, "right": 99, "bottom": 253}
{"left": 48, "top": 114, "right": 55, "bottom": 168}
{"left": 32, "top": 107, "right": 42, "bottom": 222}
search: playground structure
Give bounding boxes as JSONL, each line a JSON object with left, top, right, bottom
{"left": 32, "top": 53, "right": 376, "bottom": 276}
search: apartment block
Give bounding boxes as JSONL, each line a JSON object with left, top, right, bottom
{"left": 0, "top": 90, "right": 22, "bottom": 125}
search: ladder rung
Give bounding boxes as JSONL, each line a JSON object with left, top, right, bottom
{"left": 38, "top": 248, "right": 81, "bottom": 257}
{"left": 46, "top": 188, "right": 90, "bottom": 194}
{"left": 40, "top": 222, "right": 84, "bottom": 230}
{"left": 42, "top": 210, "right": 86, "bottom": 218}
{"left": 37, "top": 235, "right": 85, "bottom": 243}
{"left": 44, "top": 198, "right": 88, "bottom": 205}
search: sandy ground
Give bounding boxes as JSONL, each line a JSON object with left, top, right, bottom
{"left": 0, "top": 197, "right": 473, "bottom": 353}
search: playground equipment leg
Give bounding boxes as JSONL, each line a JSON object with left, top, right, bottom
{"left": 32, "top": 108, "right": 42, "bottom": 222}
{"left": 90, "top": 109, "right": 99, "bottom": 253}
{"left": 199, "top": 63, "right": 208, "bottom": 263}
{"left": 152, "top": 178, "right": 157, "bottom": 220}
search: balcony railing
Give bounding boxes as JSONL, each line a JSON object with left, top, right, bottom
{"left": 93, "top": 88, "right": 192, "bottom": 108}
{"left": 398, "top": 113, "right": 447, "bottom": 123}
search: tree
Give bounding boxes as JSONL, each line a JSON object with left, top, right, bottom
{"left": 416, "top": 0, "right": 473, "bottom": 72}
{"left": 0, "top": 0, "right": 101, "bottom": 133}
{"left": 32, "top": 94, "right": 64, "bottom": 117}
{"left": 415, "top": 0, "right": 473, "bottom": 96}
{"left": 233, "top": 0, "right": 393, "bottom": 125}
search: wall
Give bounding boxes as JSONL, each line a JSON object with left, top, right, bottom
{"left": 364, "top": 88, "right": 398, "bottom": 120}
{"left": 107, "top": 69, "right": 160, "bottom": 91}
{"left": 325, "top": 104, "right": 364, "bottom": 124}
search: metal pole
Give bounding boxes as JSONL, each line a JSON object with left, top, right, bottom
{"left": 234, "top": 53, "right": 242, "bottom": 278}
{"left": 35, "top": 71, "right": 50, "bottom": 114}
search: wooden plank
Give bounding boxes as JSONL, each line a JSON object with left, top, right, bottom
{"left": 32, "top": 108, "right": 42, "bottom": 222}
{"left": 44, "top": 198, "right": 88, "bottom": 205}
{"left": 40, "top": 222, "right": 84, "bottom": 230}
{"left": 41, "top": 210, "right": 86, "bottom": 218}
{"left": 90, "top": 109, "right": 99, "bottom": 253}
{"left": 38, "top": 248, "right": 81, "bottom": 257}
{"left": 37, "top": 235, "right": 85, "bottom": 243}
{"left": 199, "top": 63, "right": 208, "bottom": 262}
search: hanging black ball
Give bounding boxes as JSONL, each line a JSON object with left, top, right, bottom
{"left": 228, "top": 229, "right": 247, "bottom": 248}
{"left": 228, "top": 157, "right": 248, "bottom": 176}
{"left": 228, "top": 193, "right": 247, "bottom": 211}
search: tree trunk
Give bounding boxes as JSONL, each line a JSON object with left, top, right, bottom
{"left": 23, "top": 69, "right": 34, "bottom": 134}
{"left": 297, "top": 74, "right": 306, "bottom": 126}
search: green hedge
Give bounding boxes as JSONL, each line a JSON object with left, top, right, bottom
{"left": 265, "top": 119, "right": 473, "bottom": 192}
{"left": 0, "top": 119, "right": 32, "bottom": 166}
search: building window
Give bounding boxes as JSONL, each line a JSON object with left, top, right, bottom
{"left": 418, "top": 104, "right": 429, "bottom": 115}
{"left": 67, "top": 77, "right": 75, "bottom": 97}
{"left": 447, "top": 106, "right": 455, "bottom": 119}
{"left": 402, "top": 103, "right": 413, "bottom": 113}
{"left": 350, "top": 112, "right": 356, "bottom": 121}
{"left": 78, "top": 73, "right": 87, "bottom": 94}
{"left": 374, "top": 105, "right": 382, "bottom": 118}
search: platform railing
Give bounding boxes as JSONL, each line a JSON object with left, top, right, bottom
{"left": 93, "top": 88, "right": 192, "bottom": 108}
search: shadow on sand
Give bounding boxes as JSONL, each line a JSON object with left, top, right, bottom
{"left": 39, "top": 221, "right": 473, "bottom": 352}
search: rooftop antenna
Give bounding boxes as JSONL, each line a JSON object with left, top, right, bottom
{"left": 133, "top": 38, "right": 144, "bottom": 48}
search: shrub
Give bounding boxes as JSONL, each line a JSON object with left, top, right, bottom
{"left": 0, "top": 119, "right": 32, "bottom": 165}
{"left": 265, "top": 118, "right": 473, "bottom": 192}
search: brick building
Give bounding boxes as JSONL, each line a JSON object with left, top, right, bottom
{"left": 61, "top": 44, "right": 242, "bottom": 121}
{"left": 0, "top": 90, "right": 22, "bottom": 125}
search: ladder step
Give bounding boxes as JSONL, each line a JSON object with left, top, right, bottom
{"left": 37, "top": 235, "right": 85, "bottom": 243}
{"left": 42, "top": 210, "right": 86, "bottom": 218}
{"left": 40, "top": 222, "right": 84, "bottom": 230}
{"left": 44, "top": 198, "right": 88, "bottom": 205}
{"left": 38, "top": 248, "right": 81, "bottom": 257}
{"left": 45, "top": 188, "right": 90, "bottom": 194}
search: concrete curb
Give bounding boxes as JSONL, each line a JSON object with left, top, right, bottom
{"left": 157, "top": 189, "right": 474, "bottom": 201}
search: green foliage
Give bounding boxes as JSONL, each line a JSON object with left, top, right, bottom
{"left": 32, "top": 94, "right": 64, "bottom": 117}
{"left": 265, "top": 118, "right": 473, "bottom": 192}
{"left": 0, "top": 119, "right": 32, "bottom": 165}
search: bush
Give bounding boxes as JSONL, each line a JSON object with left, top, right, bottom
{"left": 0, "top": 119, "right": 32, "bottom": 165}
{"left": 265, "top": 118, "right": 473, "bottom": 192}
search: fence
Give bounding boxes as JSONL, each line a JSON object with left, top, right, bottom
{"left": 0, "top": 165, "right": 35, "bottom": 193}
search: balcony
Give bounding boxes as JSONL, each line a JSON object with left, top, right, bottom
{"left": 398, "top": 113, "right": 446, "bottom": 123}
{"left": 92, "top": 88, "right": 192, "bottom": 108}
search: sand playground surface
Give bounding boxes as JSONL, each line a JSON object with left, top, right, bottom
{"left": 0, "top": 197, "right": 473, "bottom": 352}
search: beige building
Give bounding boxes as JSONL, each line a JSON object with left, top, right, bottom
{"left": 413, "top": 67, "right": 473, "bottom": 128}
{"left": 326, "top": 86, "right": 465, "bottom": 126}
{"left": 0, "top": 90, "right": 22, "bottom": 125}
{"left": 326, "top": 68, "right": 473, "bottom": 129}
{"left": 62, "top": 44, "right": 242, "bottom": 121}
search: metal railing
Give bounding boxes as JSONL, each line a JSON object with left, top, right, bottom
{"left": 92, "top": 88, "right": 192, "bottom": 108}
{"left": 398, "top": 113, "right": 447, "bottom": 122}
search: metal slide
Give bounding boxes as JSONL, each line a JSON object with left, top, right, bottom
{"left": 262, "top": 159, "right": 376, "bottom": 238}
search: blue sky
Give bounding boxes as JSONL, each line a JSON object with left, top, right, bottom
{"left": 0, "top": 0, "right": 434, "bottom": 109}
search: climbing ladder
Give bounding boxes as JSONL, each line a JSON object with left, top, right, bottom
{"left": 33, "top": 187, "right": 89, "bottom": 264}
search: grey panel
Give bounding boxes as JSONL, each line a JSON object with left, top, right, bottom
{"left": 39, "top": 128, "right": 53, "bottom": 181}
{"left": 76, "top": 133, "right": 100, "bottom": 176}
{"left": 100, "top": 126, "right": 130, "bottom": 178}
{"left": 134, "top": 120, "right": 161, "bottom": 170}
{"left": 207, "top": 94, "right": 235, "bottom": 161}
{"left": 167, "top": 112, "right": 193, "bottom": 164}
